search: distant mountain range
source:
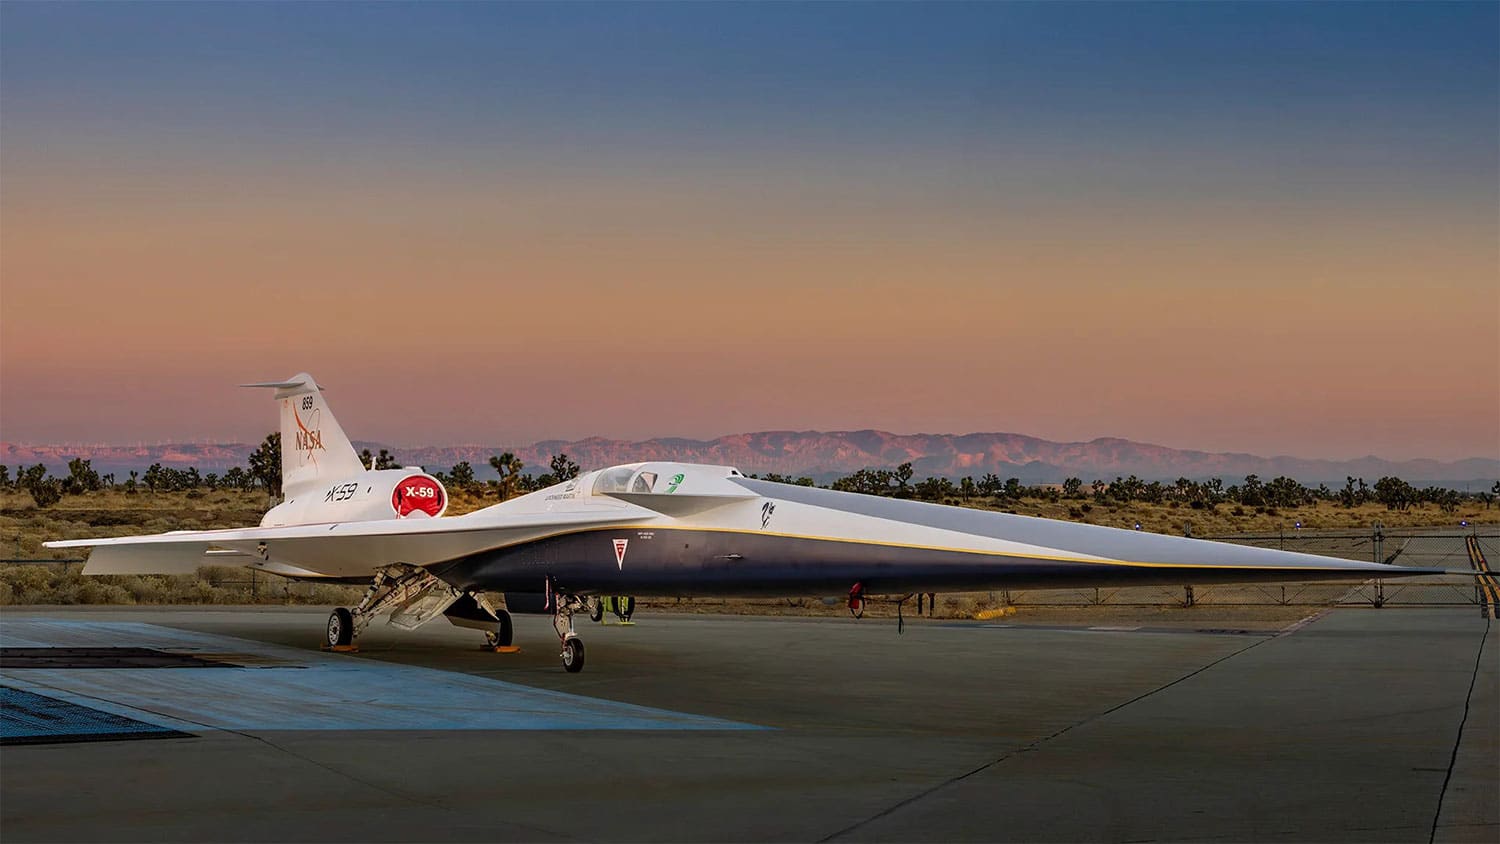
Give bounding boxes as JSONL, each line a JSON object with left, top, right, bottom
{"left": 3, "top": 431, "right": 1496, "bottom": 488}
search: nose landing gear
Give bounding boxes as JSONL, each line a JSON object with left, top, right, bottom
{"left": 561, "top": 636, "right": 585, "bottom": 673}
{"left": 549, "top": 585, "right": 589, "bottom": 673}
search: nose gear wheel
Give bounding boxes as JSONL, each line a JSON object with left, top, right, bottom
{"left": 548, "top": 580, "right": 590, "bottom": 673}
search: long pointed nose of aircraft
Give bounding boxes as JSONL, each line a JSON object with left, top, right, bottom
{"left": 733, "top": 477, "right": 1445, "bottom": 582}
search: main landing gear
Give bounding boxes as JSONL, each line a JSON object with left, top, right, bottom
{"left": 326, "top": 606, "right": 355, "bottom": 648}
{"left": 323, "top": 568, "right": 591, "bottom": 672}
{"left": 325, "top": 564, "right": 447, "bottom": 651}
{"left": 484, "top": 609, "right": 515, "bottom": 650}
{"left": 324, "top": 564, "right": 510, "bottom": 654}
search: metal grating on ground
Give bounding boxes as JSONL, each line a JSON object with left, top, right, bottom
{"left": 0, "top": 685, "right": 190, "bottom": 746}
{"left": 0, "top": 621, "right": 766, "bottom": 732}
{"left": 0, "top": 648, "right": 240, "bottom": 670}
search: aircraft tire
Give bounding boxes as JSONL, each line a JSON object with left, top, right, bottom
{"left": 588, "top": 600, "right": 603, "bottom": 623}
{"left": 561, "top": 637, "right": 585, "bottom": 673}
{"left": 327, "top": 607, "right": 354, "bottom": 648}
{"left": 495, "top": 609, "right": 514, "bottom": 647}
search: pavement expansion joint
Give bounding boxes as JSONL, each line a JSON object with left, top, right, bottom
{"left": 1428, "top": 612, "right": 1493, "bottom": 843}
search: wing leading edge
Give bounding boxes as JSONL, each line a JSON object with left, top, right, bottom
{"left": 46, "top": 509, "right": 646, "bottom": 577}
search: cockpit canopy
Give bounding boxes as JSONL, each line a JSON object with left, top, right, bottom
{"left": 591, "top": 465, "right": 659, "bottom": 495}
{"left": 587, "top": 462, "right": 743, "bottom": 498}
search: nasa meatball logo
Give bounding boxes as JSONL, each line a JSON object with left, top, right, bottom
{"left": 392, "top": 476, "right": 444, "bottom": 518}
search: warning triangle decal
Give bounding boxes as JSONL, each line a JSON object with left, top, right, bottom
{"left": 613, "top": 538, "right": 629, "bottom": 570}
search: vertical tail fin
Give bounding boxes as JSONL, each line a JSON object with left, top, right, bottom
{"left": 242, "top": 373, "right": 366, "bottom": 497}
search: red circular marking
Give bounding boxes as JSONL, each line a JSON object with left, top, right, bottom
{"left": 392, "top": 475, "right": 445, "bottom": 517}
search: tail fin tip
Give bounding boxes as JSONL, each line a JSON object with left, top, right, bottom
{"left": 245, "top": 372, "right": 364, "bottom": 495}
{"left": 242, "top": 373, "right": 319, "bottom": 399}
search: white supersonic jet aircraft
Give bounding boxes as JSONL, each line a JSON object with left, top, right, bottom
{"left": 48, "top": 374, "right": 1463, "bottom": 672}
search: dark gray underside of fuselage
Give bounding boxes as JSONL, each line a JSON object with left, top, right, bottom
{"left": 428, "top": 527, "right": 1396, "bottom": 598}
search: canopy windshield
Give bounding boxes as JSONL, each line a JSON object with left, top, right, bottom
{"left": 592, "top": 466, "right": 658, "bottom": 495}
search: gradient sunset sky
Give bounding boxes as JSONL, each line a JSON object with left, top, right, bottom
{"left": 2, "top": 2, "right": 1496, "bottom": 461}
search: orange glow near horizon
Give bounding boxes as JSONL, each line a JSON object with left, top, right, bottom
{"left": 3, "top": 169, "right": 1495, "bottom": 461}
